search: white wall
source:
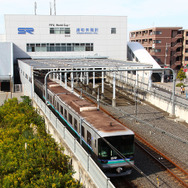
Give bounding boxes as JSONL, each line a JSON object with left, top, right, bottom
{"left": 18, "top": 60, "right": 33, "bottom": 97}
{"left": 0, "top": 42, "right": 13, "bottom": 81}
{"left": 0, "top": 35, "right": 6, "bottom": 42}
{"left": 5, "top": 15, "right": 127, "bottom": 60}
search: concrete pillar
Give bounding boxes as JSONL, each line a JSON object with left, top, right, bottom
{"left": 86, "top": 69, "right": 89, "bottom": 85}
{"left": 101, "top": 68, "right": 104, "bottom": 99}
{"left": 80, "top": 68, "right": 83, "bottom": 83}
{"left": 60, "top": 69, "right": 62, "bottom": 86}
{"left": 112, "top": 72, "right": 116, "bottom": 107}
{"left": 131, "top": 70, "right": 133, "bottom": 85}
{"left": 92, "top": 69, "right": 95, "bottom": 95}
{"left": 75, "top": 68, "right": 78, "bottom": 87}
{"left": 65, "top": 69, "right": 67, "bottom": 89}
{"left": 161, "top": 71, "right": 164, "bottom": 83}
{"left": 148, "top": 71, "right": 152, "bottom": 90}
{"left": 71, "top": 71, "right": 74, "bottom": 92}
{"left": 125, "top": 68, "right": 128, "bottom": 83}
{"left": 136, "top": 68, "right": 138, "bottom": 87}
{"left": 93, "top": 69, "right": 95, "bottom": 89}
{"left": 49, "top": 69, "right": 53, "bottom": 79}
{"left": 142, "top": 69, "right": 145, "bottom": 90}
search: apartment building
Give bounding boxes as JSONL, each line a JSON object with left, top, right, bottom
{"left": 129, "top": 27, "right": 183, "bottom": 70}
{"left": 182, "top": 29, "right": 188, "bottom": 68}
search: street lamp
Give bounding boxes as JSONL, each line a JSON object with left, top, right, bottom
{"left": 9, "top": 73, "right": 12, "bottom": 99}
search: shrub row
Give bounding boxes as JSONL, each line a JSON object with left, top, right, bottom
{"left": 0, "top": 96, "right": 82, "bottom": 188}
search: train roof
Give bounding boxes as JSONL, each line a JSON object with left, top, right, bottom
{"left": 48, "top": 81, "right": 134, "bottom": 136}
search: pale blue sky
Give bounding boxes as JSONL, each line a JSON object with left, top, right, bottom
{"left": 0, "top": 0, "right": 188, "bottom": 38}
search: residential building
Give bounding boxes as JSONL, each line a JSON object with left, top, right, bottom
{"left": 129, "top": 27, "right": 183, "bottom": 70}
{"left": 182, "top": 29, "right": 188, "bottom": 67}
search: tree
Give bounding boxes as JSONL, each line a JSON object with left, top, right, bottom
{"left": 176, "top": 68, "right": 186, "bottom": 81}
{"left": 0, "top": 97, "right": 82, "bottom": 188}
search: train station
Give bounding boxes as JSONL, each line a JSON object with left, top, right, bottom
{"left": 0, "top": 14, "right": 160, "bottom": 93}
{"left": 1, "top": 13, "right": 188, "bottom": 188}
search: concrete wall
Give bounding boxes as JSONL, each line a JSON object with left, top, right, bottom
{"left": 18, "top": 60, "right": 33, "bottom": 97}
{"left": 5, "top": 15, "right": 127, "bottom": 60}
{"left": 0, "top": 42, "right": 13, "bottom": 81}
{"left": 107, "top": 74, "right": 188, "bottom": 123}
{"left": 33, "top": 103, "right": 97, "bottom": 188}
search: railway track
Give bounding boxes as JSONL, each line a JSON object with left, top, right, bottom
{"left": 75, "top": 82, "right": 188, "bottom": 188}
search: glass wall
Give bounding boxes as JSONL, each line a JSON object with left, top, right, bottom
{"left": 26, "top": 43, "right": 93, "bottom": 52}
{"left": 50, "top": 27, "right": 70, "bottom": 34}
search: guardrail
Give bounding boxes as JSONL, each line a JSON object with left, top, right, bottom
{"left": 33, "top": 93, "right": 115, "bottom": 188}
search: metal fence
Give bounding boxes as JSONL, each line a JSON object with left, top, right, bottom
{"left": 33, "top": 93, "right": 115, "bottom": 188}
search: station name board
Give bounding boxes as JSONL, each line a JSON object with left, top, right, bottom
{"left": 76, "top": 28, "right": 98, "bottom": 34}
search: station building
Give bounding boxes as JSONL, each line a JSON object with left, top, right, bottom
{"left": 0, "top": 14, "right": 159, "bottom": 94}
{"left": 0, "top": 14, "right": 128, "bottom": 91}
{"left": 4, "top": 15, "right": 127, "bottom": 60}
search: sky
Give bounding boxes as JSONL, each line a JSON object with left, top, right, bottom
{"left": 0, "top": 0, "right": 188, "bottom": 38}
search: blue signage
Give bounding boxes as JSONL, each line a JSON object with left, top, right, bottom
{"left": 76, "top": 28, "right": 98, "bottom": 34}
{"left": 18, "top": 28, "right": 34, "bottom": 34}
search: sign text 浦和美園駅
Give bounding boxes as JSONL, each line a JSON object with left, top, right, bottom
{"left": 76, "top": 28, "right": 98, "bottom": 34}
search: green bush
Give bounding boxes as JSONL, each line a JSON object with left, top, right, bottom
{"left": 0, "top": 97, "right": 82, "bottom": 188}
{"left": 176, "top": 83, "right": 185, "bottom": 87}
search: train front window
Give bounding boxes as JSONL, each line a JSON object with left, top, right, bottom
{"left": 98, "top": 135, "right": 134, "bottom": 160}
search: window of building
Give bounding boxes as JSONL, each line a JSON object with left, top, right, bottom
{"left": 153, "top": 49, "right": 161, "bottom": 53}
{"left": 186, "top": 32, "right": 188, "bottom": 36}
{"left": 153, "top": 31, "right": 162, "bottom": 35}
{"left": 50, "top": 27, "right": 70, "bottom": 34}
{"left": 186, "top": 40, "right": 188, "bottom": 45}
{"left": 185, "top": 49, "right": 188, "bottom": 53}
{"left": 26, "top": 43, "right": 94, "bottom": 52}
{"left": 111, "top": 28, "right": 116, "bottom": 34}
{"left": 153, "top": 40, "right": 161, "bottom": 44}
{"left": 185, "top": 56, "right": 188, "bottom": 61}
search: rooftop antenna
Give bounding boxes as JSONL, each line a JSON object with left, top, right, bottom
{"left": 54, "top": 0, "right": 56, "bottom": 15}
{"left": 50, "top": 2, "right": 52, "bottom": 15}
{"left": 34, "top": 1, "right": 37, "bottom": 15}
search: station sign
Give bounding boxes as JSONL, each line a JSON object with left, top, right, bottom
{"left": 76, "top": 28, "right": 98, "bottom": 34}
{"left": 18, "top": 28, "right": 34, "bottom": 34}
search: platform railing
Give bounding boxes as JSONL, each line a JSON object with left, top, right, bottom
{"left": 33, "top": 93, "right": 115, "bottom": 188}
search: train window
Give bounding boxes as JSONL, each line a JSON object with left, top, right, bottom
{"left": 57, "top": 102, "right": 59, "bottom": 111}
{"left": 87, "top": 131, "right": 91, "bottom": 146}
{"left": 64, "top": 109, "right": 67, "bottom": 120}
{"left": 69, "top": 114, "right": 72, "bottom": 124}
{"left": 60, "top": 106, "right": 63, "bottom": 115}
{"left": 81, "top": 126, "right": 85, "bottom": 138}
{"left": 74, "top": 119, "right": 78, "bottom": 132}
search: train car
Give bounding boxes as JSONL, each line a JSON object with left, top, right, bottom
{"left": 35, "top": 79, "right": 134, "bottom": 177}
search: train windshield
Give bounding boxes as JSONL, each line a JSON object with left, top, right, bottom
{"left": 98, "top": 135, "right": 134, "bottom": 160}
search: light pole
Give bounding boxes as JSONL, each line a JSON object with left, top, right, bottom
{"left": 9, "top": 73, "right": 12, "bottom": 99}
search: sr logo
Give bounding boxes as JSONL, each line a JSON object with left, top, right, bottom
{"left": 18, "top": 28, "right": 34, "bottom": 34}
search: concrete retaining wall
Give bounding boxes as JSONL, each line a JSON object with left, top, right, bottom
{"left": 106, "top": 75, "right": 188, "bottom": 124}
{"left": 32, "top": 100, "right": 97, "bottom": 188}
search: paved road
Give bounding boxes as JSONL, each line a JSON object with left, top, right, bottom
{"left": 0, "top": 92, "right": 23, "bottom": 106}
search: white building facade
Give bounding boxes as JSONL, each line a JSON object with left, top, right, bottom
{"left": 5, "top": 15, "right": 127, "bottom": 60}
